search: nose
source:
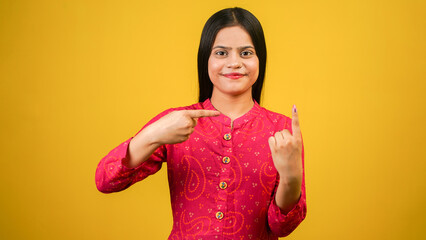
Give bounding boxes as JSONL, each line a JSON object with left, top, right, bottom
{"left": 227, "top": 53, "right": 242, "bottom": 69}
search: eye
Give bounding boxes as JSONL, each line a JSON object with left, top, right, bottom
{"left": 241, "top": 50, "right": 254, "bottom": 57}
{"left": 214, "top": 50, "right": 227, "bottom": 56}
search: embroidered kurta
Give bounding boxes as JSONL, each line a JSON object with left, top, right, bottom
{"left": 95, "top": 99, "right": 306, "bottom": 239}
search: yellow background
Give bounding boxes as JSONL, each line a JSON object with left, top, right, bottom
{"left": 1, "top": 0, "right": 425, "bottom": 239}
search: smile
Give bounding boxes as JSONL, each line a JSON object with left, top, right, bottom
{"left": 223, "top": 73, "right": 245, "bottom": 79}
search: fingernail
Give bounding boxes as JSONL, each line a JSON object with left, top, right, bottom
{"left": 293, "top": 104, "right": 297, "bottom": 113}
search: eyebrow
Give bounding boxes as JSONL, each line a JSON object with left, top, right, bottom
{"left": 212, "top": 45, "right": 255, "bottom": 50}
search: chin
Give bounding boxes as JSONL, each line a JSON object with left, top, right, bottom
{"left": 219, "top": 88, "right": 252, "bottom": 98}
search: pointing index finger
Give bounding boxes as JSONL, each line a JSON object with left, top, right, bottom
{"left": 292, "top": 105, "right": 302, "bottom": 139}
{"left": 186, "top": 110, "right": 220, "bottom": 119}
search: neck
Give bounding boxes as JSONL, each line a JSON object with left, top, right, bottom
{"left": 210, "top": 90, "right": 255, "bottom": 122}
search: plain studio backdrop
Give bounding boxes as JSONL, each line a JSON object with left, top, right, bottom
{"left": 0, "top": 0, "right": 425, "bottom": 239}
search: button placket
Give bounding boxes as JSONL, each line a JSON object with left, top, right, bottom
{"left": 215, "top": 123, "right": 233, "bottom": 224}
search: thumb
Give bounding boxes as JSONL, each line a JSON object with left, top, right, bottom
{"left": 268, "top": 136, "right": 276, "bottom": 153}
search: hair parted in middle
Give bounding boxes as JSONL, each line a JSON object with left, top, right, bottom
{"left": 197, "top": 7, "right": 267, "bottom": 104}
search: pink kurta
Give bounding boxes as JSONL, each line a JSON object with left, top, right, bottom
{"left": 95, "top": 99, "right": 306, "bottom": 239}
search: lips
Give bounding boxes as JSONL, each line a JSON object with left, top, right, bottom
{"left": 223, "top": 73, "right": 245, "bottom": 79}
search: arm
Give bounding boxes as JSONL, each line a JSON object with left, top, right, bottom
{"left": 267, "top": 105, "right": 307, "bottom": 236}
{"left": 95, "top": 137, "right": 166, "bottom": 193}
{"left": 267, "top": 145, "right": 306, "bottom": 237}
{"left": 95, "top": 109, "right": 220, "bottom": 193}
{"left": 94, "top": 108, "right": 172, "bottom": 193}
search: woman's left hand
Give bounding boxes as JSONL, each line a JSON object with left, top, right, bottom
{"left": 268, "top": 105, "right": 303, "bottom": 185}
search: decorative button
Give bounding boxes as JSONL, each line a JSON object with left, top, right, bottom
{"left": 219, "top": 181, "right": 227, "bottom": 190}
{"left": 216, "top": 211, "right": 224, "bottom": 220}
{"left": 223, "top": 133, "right": 231, "bottom": 141}
{"left": 222, "top": 156, "right": 230, "bottom": 164}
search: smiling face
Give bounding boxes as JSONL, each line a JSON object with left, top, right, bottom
{"left": 208, "top": 26, "right": 259, "bottom": 100}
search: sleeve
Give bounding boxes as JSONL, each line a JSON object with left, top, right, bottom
{"left": 267, "top": 116, "right": 307, "bottom": 237}
{"left": 95, "top": 108, "right": 175, "bottom": 194}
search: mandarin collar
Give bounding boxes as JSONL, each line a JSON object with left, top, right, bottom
{"left": 202, "top": 98, "right": 261, "bottom": 129}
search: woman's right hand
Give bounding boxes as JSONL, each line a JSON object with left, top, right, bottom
{"left": 126, "top": 110, "right": 220, "bottom": 168}
{"left": 148, "top": 110, "right": 220, "bottom": 145}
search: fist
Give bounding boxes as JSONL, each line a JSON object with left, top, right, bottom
{"left": 268, "top": 105, "right": 303, "bottom": 182}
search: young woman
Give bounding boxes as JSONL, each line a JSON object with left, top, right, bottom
{"left": 96, "top": 7, "right": 306, "bottom": 239}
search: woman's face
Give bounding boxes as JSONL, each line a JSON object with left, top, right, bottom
{"left": 208, "top": 26, "right": 259, "bottom": 99}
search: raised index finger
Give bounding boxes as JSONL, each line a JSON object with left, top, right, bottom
{"left": 292, "top": 105, "right": 302, "bottom": 140}
{"left": 185, "top": 110, "right": 220, "bottom": 119}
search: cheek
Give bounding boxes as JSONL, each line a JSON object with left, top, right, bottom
{"left": 247, "top": 59, "right": 260, "bottom": 79}
{"left": 208, "top": 59, "right": 222, "bottom": 79}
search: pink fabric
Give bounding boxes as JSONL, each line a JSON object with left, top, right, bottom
{"left": 95, "top": 99, "right": 306, "bottom": 239}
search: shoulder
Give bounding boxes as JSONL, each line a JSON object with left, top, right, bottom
{"left": 154, "top": 102, "right": 205, "bottom": 117}
{"left": 162, "top": 99, "right": 215, "bottom": 112}
{"left": 162, "top": 102, "right": 205, "bottom": 112}
{"left": 143, "top": 102, "right": 201, "bottom": 125}
{"left": 257, "top": 104, "right": 292, "bottom": 130}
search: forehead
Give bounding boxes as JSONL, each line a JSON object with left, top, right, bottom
{"left": 213, "top": 26, "right": 254, "bottom": 47}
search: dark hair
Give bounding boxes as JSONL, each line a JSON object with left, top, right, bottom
{"left": 197, "top": 7, "right": 267, "bottom": 103}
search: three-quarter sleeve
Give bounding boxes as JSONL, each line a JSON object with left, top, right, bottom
{"left": 95, "top": 138, "right": 166, "bottom": 193}
{"left": 267, "top": 143, "right": 307, "bottom": 237}
{"left": 95, "top": 108, "right": 175, "bottom": 193}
